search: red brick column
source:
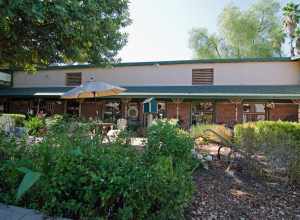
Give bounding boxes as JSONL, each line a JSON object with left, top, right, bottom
{"left": 215, "top": 102, "right": 242, "bottom": 125}
{"left": 166, "top": 102, "right": 191, "bottom": 129}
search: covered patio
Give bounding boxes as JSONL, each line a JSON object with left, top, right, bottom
{"left": 1, "top": 85, "right": 300, "bottom": 128}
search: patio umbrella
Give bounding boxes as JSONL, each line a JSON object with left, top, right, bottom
{"left": 61, "top": 81, "right": 127, "bottom": 99}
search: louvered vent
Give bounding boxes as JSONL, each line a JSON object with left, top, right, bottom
{"left": 192, "top": 68, "right": 214, "bottom": 85}
{"left": 65, "top": 72, "right": 82, "bottom": 86}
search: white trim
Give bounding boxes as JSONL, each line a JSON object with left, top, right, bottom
{"left": 34, "top": 92, "right": 65, "bottom": 96}
{"left": 120, "top": 92, "right": 300, "bottom": 97}
{"left": 32, "top": 92, "right": 300, "bottom": 98}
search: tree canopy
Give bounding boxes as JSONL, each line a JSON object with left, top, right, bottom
{"left": 189, "top": 0, "right": 285, "bottom": 59}
{"left": 0, "top": 0, "right": 130, "bottom": 72}
{"left": 282, "top": 2, "right": 300, "bottom": 56}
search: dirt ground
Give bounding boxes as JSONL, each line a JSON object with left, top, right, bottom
{"left": 185, "top": 145, "right": 300, "bottom": 220}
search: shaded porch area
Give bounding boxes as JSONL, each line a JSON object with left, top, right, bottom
{"left": 1, "top": 85, "right": 300, "bottom": 129}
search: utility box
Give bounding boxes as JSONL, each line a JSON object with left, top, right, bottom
{"left": 143, "top": 97, "right": 157, "bottom": 113}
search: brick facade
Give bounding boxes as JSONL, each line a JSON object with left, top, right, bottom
{"left": 3, "top": 98, "right": 300, "bottom": 126}
{"left": 9, "top": 100, "right": 30, "bottom": 114}
{"left": 215, "top": 103, "right": 242, "bottom": 125}
{"left": 81, "top": 101, "right": 103, "bottom": 119}
{"left": 166, "top": 102, "right": 190, "bottom": 129}
{"left": 46, "top": 101, "right": 65, "bottom": 115}
{"left": 269, "top": 104, "right": 298, "bottom": 121}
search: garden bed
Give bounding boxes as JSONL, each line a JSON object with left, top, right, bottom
{"left": 185, "top": 146, "right": 300, "bottom": 219}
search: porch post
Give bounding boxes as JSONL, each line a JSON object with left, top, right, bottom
{"left": 266, "top": 102, "right": 275, "bottom": 120}
{"left": 230, "top": 98, "right": 242, "bottom": 123}
{"left": 172, "top": 98, "right": 183, "bottom": 120}
{"left": 292, "top": 100, "right": 300, "bottom": 122}
{"left": 37, "top": 98, "right": 40, "bottom": 113}
{"left": 64, "top": 100, "right": 67, "bottom": 114}
{"left": 79, "top": 99, "right": 83, "bottom": 117}
{"left": 121, "top": 98, "right": 131, "bottom": 119}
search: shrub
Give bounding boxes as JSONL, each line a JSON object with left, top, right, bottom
{"left": 24, "top": 116, "right": 45, "bottom": 136}
{"left": 234, "top": 121, "right": 300, "bottom": 183}
{"left": 146, "top": 120, "right": 196, "bottom": 166}
{"left": 0, "top": 114, "right": 26, "bottom": 127}
{"left": 191, "top": 124, "right": 232, "bottom": 144}
{"left": 0, "top": 120, "right": 198, "bottom": 219}
{"left": 45, "top": 114, "right": 64, "bottom": 130}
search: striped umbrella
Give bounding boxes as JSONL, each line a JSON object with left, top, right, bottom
{"left": 61, "top": 81, "right": 126, "bottom": 99}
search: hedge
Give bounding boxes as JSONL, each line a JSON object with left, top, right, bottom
{"left": 234, "top": 121, "right": 300, "bottom": 183}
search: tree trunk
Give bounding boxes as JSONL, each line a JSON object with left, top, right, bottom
{"left": 290, "top": 38, "right": 295, "bottom": 57}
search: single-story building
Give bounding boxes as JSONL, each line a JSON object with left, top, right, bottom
{"left": 1, "top": 57, "right": 300, "bottom": 129}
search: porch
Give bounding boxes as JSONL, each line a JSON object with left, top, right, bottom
{"left": 1, "top": 85, "right": 300, "bottom": 129}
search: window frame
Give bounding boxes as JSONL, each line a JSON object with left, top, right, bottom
{"left": 191, "top": 102, "right": 215, "bottom": 125}
{"left": 242, "top": 103, "right": 267, "bottom": 122}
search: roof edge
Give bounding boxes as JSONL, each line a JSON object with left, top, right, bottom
{"left": 34, "top": 57, "right": 294, "bottom": 71}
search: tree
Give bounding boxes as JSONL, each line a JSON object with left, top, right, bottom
{"left": 0, "top": 0, "right": 130, "bottom": 72}
{"left": 283, "top": 2, "right": 300, "bottom": 56}
{"left": 189, "top": 28, "right": 221, "bottom": 59}
{"left": 189, "top": 0, "right": 285, "bottom": 59}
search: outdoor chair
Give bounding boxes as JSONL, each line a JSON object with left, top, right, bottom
{"left": 105, "top": 119, "right": 127, "bottom": 143}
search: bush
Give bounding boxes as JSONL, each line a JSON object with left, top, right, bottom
{"left": 191, "top": 124, "right": 232, "bottom": 144}
{"left": 0, "top": 120, "right": 198, "bottom": 219}
{"left": 24, "top": 116, "right": 45, "bottom": 136}
{"left": 0, "top": 114, "right": 26, "bottom": 127}
{"left": 234, "top": 121, "right": 300, "bottom": 183}
{"left": 45, "top": 114, "right": 64, "bottom": 130}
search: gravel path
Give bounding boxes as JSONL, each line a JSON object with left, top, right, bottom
{"left": 185, "top": 160, "right": 300, "bottom": 220}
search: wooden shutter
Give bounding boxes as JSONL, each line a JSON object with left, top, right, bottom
{"left": 192, "top": 68, "right": 214, "bottom": 85}
{"left": 65, "top": 72, "right": 82, "bottom": 86}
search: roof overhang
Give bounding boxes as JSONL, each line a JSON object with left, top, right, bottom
{"left": 1, "top": 85, "right": 300, "bottom": 100}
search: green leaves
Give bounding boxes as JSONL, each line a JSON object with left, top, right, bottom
{"left": 16, "top": 167, "right": 41, "bottom": 201}
{"left": 0, "top": 0, "right": 130, "bottom": 72}
{"left": 1, "top": 119, "right": 196, "bottom": 219}
{"left": 189, "top": 0, "right": 285, "bottom": 58}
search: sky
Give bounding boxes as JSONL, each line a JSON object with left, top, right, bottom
{"left": 118, "top": 0, "right": 291, "bottom": 62}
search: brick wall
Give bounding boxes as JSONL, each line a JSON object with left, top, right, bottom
{"left": 51, "top": 102, "right": 65, "bottom": 114}
{"left": 81, "top": 101, "right": 103, "bottom": 119}
{"left": 9, "top": 100, "right": 30, "bottom": 114}
{"left": 269, "top": 104, "right": 298, "bottom": 121}
{"left": 215, "top": 103, "right": 242, "bottom": 125}
{"left": 166, "top": 102, "right": 190, "bottom": 129}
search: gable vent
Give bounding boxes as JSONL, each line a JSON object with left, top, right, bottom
{"left": 192, "top": 68, "right": 214, "bottom": 85}
{"left": 65, "top": 72, "right": 82, "bottom": 86}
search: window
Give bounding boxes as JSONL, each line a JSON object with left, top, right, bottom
{"left": 192, "top": 68, "right": 214, "bottom": 85}
{"left": 243, "top": 103, "right": 266, "bottom": 122}
{"left": 65, "top": 72, "right": 82, "bottom": 86}
{"left": 191, "top": 102, "right": 214, "bottom": 125}
{"left": 103, "top": 101, "right": 121, "bottom": 123}
{"left": 157, "top": 102, "right": 167, "bottom": 119}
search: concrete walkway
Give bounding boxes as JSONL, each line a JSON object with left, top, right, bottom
{"left": 0, "top": 203, "right": 68, "bottom": 220}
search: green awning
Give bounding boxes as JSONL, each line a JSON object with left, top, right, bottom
{"left": 1, "top": 85, "right": 300, "bottom": 100}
